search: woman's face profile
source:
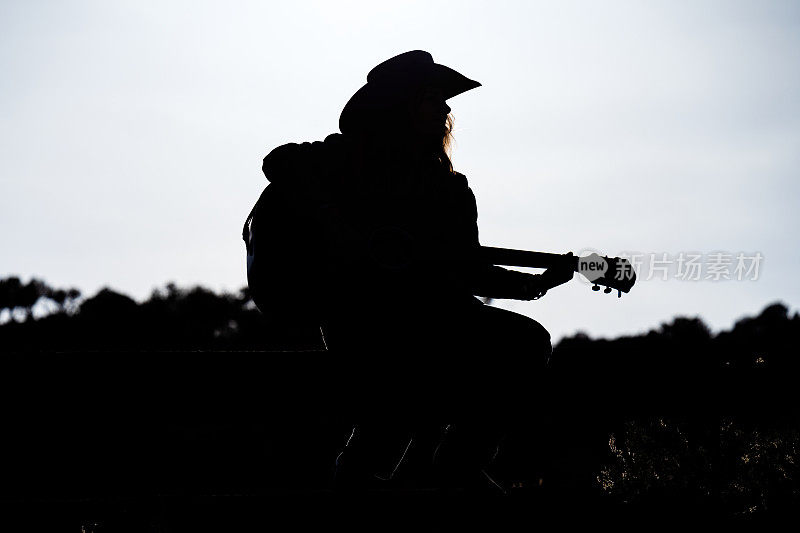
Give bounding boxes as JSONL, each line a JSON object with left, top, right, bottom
{"left": 410, "top": 87, "right": 451, "bottom": 142}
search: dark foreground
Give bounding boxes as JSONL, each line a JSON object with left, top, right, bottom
{"left": 1, "top": 351, "right": 798, "bottom": 531}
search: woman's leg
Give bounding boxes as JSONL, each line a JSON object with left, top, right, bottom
{"left": 431, "top": 300, "right": 552, "bottom": 489}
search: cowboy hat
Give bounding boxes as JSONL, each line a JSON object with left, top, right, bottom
{"left": 339, "top": 50, "right": 481, "bottom": 134}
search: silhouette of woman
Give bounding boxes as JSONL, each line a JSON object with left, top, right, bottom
{"left": 258, "top": 50, "right": 574, "bottom": 487}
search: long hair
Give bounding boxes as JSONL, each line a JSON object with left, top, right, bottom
{"left": 439, "top": 113, "right": 455, "bottom": 174}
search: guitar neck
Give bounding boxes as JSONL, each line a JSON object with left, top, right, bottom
{"left": 479, "top": 246, "right": 578, "bottom": 271}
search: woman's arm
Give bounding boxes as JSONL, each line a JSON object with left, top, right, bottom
{"left": 462, "top": 184, "right": 573, "bottom": 300}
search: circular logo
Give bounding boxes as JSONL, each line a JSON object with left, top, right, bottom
{"left": 575, "top": 250, "right": 608, "bottom": 282}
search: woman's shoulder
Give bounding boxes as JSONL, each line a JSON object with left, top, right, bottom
{"left": 450, "top": 170, "right": 469, "bottom": 188}
{"left": 439, "top": 170, "right": 471, "bottom": 195}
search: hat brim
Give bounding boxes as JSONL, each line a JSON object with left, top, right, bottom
{"left": 339, "top": 63, "right": 480, "bottom": 134}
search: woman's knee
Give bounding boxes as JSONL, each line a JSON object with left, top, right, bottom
{"left": 508, "top": 313, "right": 551, "bottom": 365}
{"left": 476, "top": 305, "right": 552, "bottom": 364}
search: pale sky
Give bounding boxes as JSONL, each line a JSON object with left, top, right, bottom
{"left": 2, "top": 0, "right": 799, "bottom": 341}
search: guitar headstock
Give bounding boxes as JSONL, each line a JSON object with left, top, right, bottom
{"left": 575, "top": 253, "right": 637, "bottom": 297}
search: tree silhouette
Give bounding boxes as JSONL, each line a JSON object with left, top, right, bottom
{"left": 0, "top": 277, "right": 81, "bottom": 322}
{"left": 0, "top": 277, "right": 323, "bottom": 352}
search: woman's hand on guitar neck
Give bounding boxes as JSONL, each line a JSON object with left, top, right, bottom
{"left": 519, "top": 253, "right": 574, "bottom": 300}
{"left": 540, "top": 252, "right": 575, "bottom": 290}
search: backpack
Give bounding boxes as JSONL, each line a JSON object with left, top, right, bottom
{"left": 242, "top": 182, "right": 324, "bottom": 325}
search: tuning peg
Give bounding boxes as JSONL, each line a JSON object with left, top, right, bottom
{"left": 592, "top": 284, "right": 600, "bottom": 291}
{"left": 604, "top": 287, "right": 612, "bottom": 294}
